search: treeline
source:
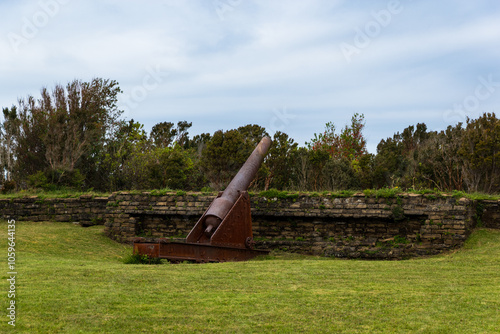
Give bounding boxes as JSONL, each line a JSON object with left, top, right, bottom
{"left": 0, "top": 78, "right": 499, "bottom": 194}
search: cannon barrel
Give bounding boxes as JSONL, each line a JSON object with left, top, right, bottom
{"left": 203, "top": 136, "right": 272, "bottom": 235}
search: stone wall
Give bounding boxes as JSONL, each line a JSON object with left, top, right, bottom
{"left": 0, "top": 195, "right": 108, "bottom": 226}
{"left": 102, "top": 192, "right": 478, "bottom": 259}
{"left": 1, "top": 192, "right": 498, "bottom": 259}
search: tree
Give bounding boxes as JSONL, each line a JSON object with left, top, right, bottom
{"left": 373, "top": 136, "right": 404, "bottom": 188}
{"left": 265, "top": 131, "right": 298, "bottom": 190}
{"left": 150, "top": 121, "right": 176, "bottom": 148}
{"left": 146, "top": 146, "right": 194, "bottom": 190}
{"left": 12, "top": 78, "right": 123, "bottom": 189}
{"left": 373, "top": 123, "right": 430, "bottom": 189}
{"left": 321, "top": 156, "right": 358, "bottom": 190}
{"left": 291, "top": 147, "right": 311, "bottom": 191}
{"left": 459, "top": 112, "right": 500, "bottom": 193}
{"left": 188, "top": 132, "right": 212, "bottom": 156}
{"left": 15, "top": 96, "right": 47, "bottom": 184}
{"left": 199, "top": 129, "right": 246, "bottom": 189}
{"left": 355, "top": 153, "right": 375, "bottom": 189}
{"left": 309, "top": 113, "right": 367, "bottom": 160}
{"left": 308, "top": 146, "right": 330, "bottom": 190}
{"left": 306, "top": 114, "right": 368, "bottom": 191}
{"left": 101, "top": 119, "right": 147, "bottom": 190}
{"left": 237, "top": 124, "right": 269, "bottom": 150}
{"left": 41, "top": 85, "right": 89, "bottom": 174}
{"left": 71, "top": 78, "right": 123, "bottom": 189}
{"left": 199, "top": 125, "right": 269, "bottom": 190}
{"left": 0, "top": 106, "right": 18, "bottom": 183}
{"left": 416, "top": 125, "right": 465, "bottom": 191}
{"left": 175, "top": 121, "right": 192, "bottom": 148}
{"left": 400, "top": 123, "right": 428, "bottom": 154}
{"left": 150, "top": 121, "right": 192, "bottom": 148}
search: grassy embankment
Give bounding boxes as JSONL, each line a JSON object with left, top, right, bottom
{"left": 1, "top": 187, "right": 500, "bottom": 201}
{"left": 0, "top": 220, "right": 499, "bottom": 333}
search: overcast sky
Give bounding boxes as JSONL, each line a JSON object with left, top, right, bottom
{"left": 1, "top": 0, "right": 499, "bottom": 153}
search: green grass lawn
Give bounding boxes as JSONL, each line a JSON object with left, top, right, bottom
{"left": 1, "top": 221, "right": 499, "bottom": 333}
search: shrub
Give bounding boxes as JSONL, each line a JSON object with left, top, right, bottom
{"left": 28, "top": 171, "right": 53, "bottom": 190}
{"left": 123, "top": 252, "right": 163, "bottom": 264}
{"left": 0, "top": 180, "right": 16, "bottom": 193}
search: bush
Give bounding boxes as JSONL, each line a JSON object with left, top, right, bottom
{"left": 322, "top": 158, "right": 359, "bottom": 190}
{"left": 123, "top": 252, "right": 163, "bottom": 264}
{"left": 0, "top": 180, "right": 16, "bottom": 194}
{"left": 49, "top": 169, "right": 85, "bottom": 189}
{"left": 28, "top": 171, "right": 53, "bottom": 190}
{"left": 27, "top": 169, "right": 85, "bottom": 191}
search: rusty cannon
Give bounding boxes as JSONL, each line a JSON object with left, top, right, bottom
{"left": 133, "top": 136, "right": 272, "bottom": 262}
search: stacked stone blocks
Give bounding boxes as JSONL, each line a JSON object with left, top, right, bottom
{"left": 1, "top": 191, "right": 498, "bottom": 259}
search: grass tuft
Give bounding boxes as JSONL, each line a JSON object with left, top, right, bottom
{"left": 123, "top": 252, "right": 163, "bottom": 264}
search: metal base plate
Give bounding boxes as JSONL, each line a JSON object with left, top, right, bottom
{"left": 133, "top": 239, "right": 269, "bottom": 263}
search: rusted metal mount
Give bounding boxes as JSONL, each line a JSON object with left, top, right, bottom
{"left": 133, "top": 191, "right": 269, "bottom": 262}
{"left": 133, "top": 240, "right": 268, "bottom": 263}
{"left": 188, "top": 190, "right": 255, "bottom": 248}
